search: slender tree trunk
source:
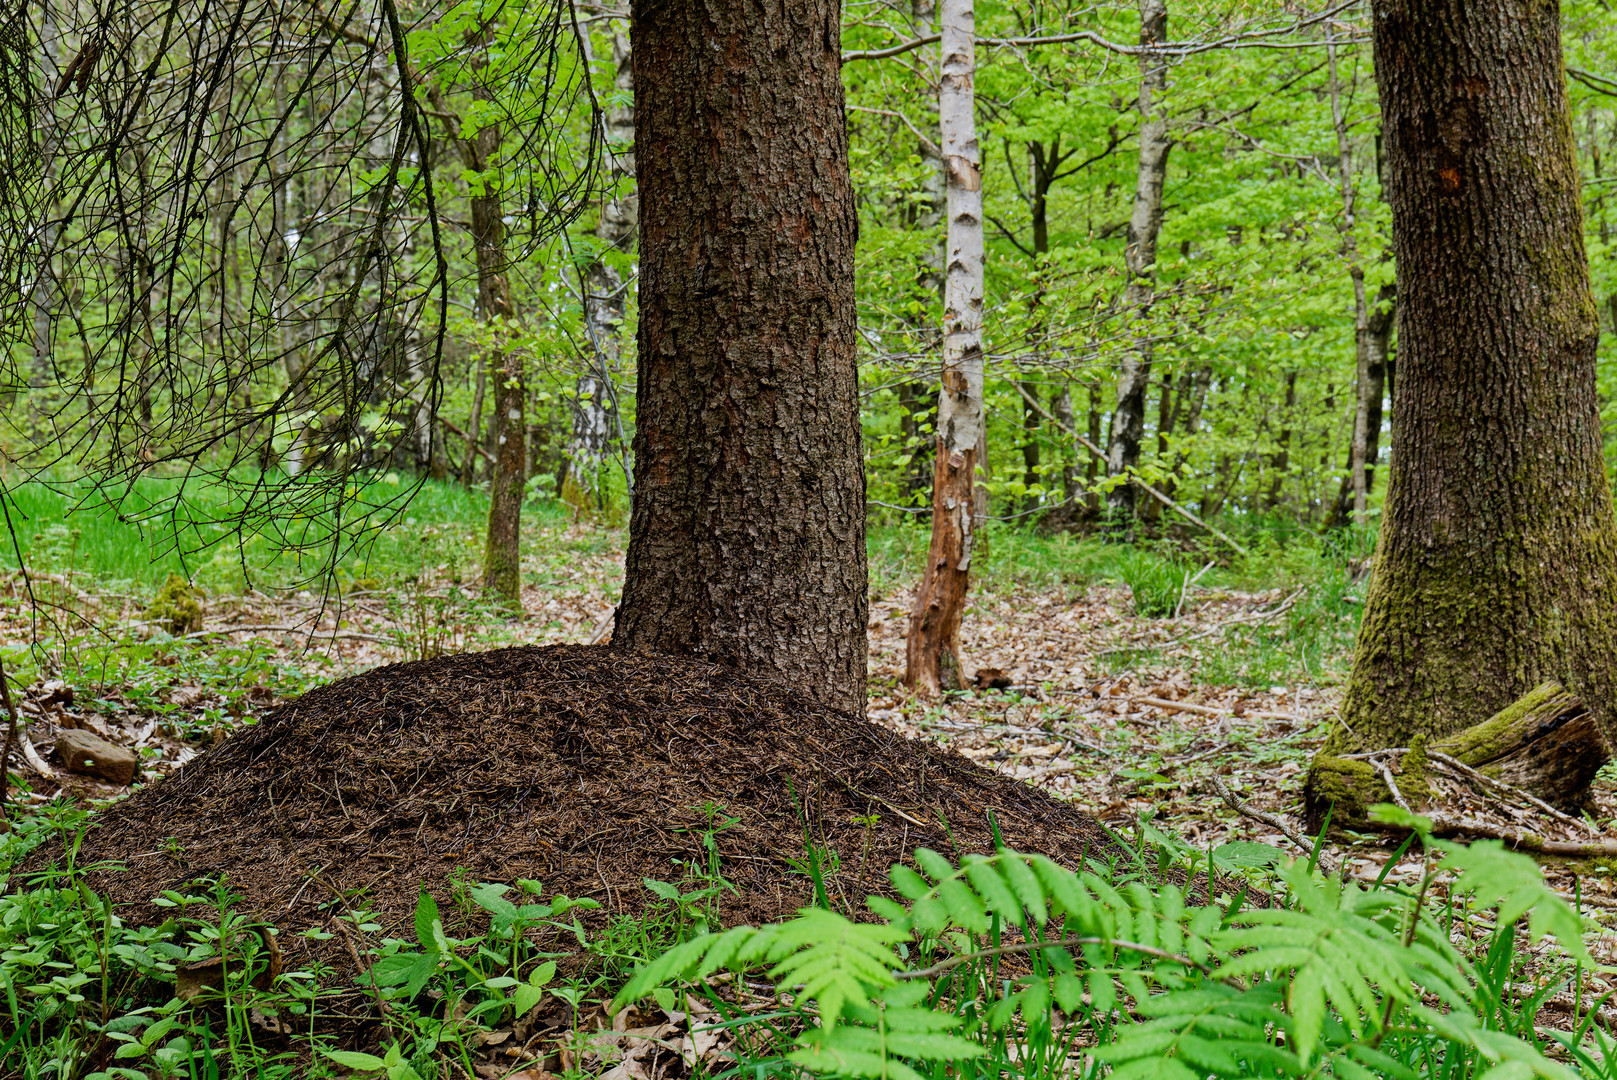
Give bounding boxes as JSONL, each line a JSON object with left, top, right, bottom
{"left": 463, "top": 361, "right": 486, "bottom": 485}
{"left": 616, "top": 0, "right": 866, "bottom": 713}
{"left": 905, "top": 0, "right": 984, "bottom": 694}
{"left": 1051, "top": 387, "right": 1079, "bottom": 505}
{"left": 28, "top": 0, "right": 61, "bottom": 396}
{"left": 467, "top": 99, "right": 523, "bottom": 608}
{"left": 900, "top": 0, "right": 945, "bottom": 509}
{"left": 1326, "top": 284, "right": 1395, "bottom": 526}
{"left": 1085, "top": 383, "right": 1102, "bottom": 516}
{"left": 1324, "top": 0, "right": 1617, "bottom": 760}
{"left": 1105, "top": 0, "right": 1171, "bottom": 535}
{"left": 570, "top": 26, "right": 634, "bottom": 513}
{"left": 1325, "top": 25, "right": 1373, "bottom": 527}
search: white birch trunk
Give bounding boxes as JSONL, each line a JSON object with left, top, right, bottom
{"left": 1105, "top": 0, "right": 1171, "bottom": 531}
{"left": 937, "top": 0, "right": 983, "bottom": 472}
{"left": 903, "top": 0, "right": 982, "bottom": 692}
{"left": 570, "top": 26, "right": 634, "bottom": 509}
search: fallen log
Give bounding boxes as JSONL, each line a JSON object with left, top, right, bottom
{"left": 1305, "top": 681, "right": 1608, "bottom": 829}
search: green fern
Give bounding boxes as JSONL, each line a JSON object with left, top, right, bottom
{"left": 613, "top": 827, "right": 1600, "bottom": 1080}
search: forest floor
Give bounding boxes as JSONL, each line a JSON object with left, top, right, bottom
{"left": 7, "top": 510, "right": 1617, "bottom": 1012}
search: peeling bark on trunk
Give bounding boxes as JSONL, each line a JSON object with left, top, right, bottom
{"left": 1319, "top": 0, "right": 1617, "bottom": 768}
{"left": 905, "top": 0, "right": 984, "bottom": 695}
{"left": 615, "top": 0, "right": 866, "bottom": 714}
{"left": 1104, "top": 0, "right": 1171, "bottom": 535}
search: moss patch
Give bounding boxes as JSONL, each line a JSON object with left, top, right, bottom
{"left": 1303, "top": 753, "right": 1386, "bottom": 831}
{"left": 146, "top": 573, "right": 204, "bottom": 635}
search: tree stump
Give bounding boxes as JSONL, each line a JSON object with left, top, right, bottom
{"left": 1304, "top": 681, "right": 1608, "bottom": 829}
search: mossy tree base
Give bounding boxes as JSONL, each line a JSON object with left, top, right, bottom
{"left": 1305, "top": 682, "right": 1607, "bottom": 829}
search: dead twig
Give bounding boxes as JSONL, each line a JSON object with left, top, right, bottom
{"left": 1427, "top": 751, "right": 1601, "bottom": 837}
{"left": 1201, "top": 774, "right": 1333, "bottom": 873}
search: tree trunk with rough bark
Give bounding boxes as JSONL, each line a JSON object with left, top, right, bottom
{"left": 615, "top": 0, "right": 866, "bottom": 714}
{"left": 905, "top": 0, "right": 984, "bottom": 695}
{"left": 1313, "top": 0, "right": 1617, "bottom": 781}
{"left": 1104, "top": 0, "right": 1170, "bottom": 535}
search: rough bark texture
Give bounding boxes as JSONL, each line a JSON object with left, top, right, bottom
{"left": 1104, "top": 0, "right": 1170, "bottom": 533}
{"left": 905, "top": 0, "right": 984, "bottom": 695}
{"left": 1325, "top": 0, "right": 1617, "bottom": 760}
{"left": 616, "top": 0, "right": 867, "bottom": 714}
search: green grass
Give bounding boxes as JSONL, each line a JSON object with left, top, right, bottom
{"left": 0, "top": 473, "right": 544, "bottom": 596}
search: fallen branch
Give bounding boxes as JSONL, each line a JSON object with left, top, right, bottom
{"left": 1201, "top": 775, "right": 1332, "bottom": 872}
{"left": 1427, "top": 751, "right": 1600, "bottom": 838}
{"left": 1424, "top": 816, "right": 1617, "bottom": 859}
{"left": 18, "top": 732, "right": 55, "bottom": 778}
{"left": 1137, "top": 696, "right": 1222, "bottom": 718}
{"left": 178, "top": 624, "right": 389, "bottom": 644}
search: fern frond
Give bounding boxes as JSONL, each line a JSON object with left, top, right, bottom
{"left": 767, "top": 908, "right": 906, "bottom": 1027}
{"left": 1437, "top": 839, "right": 1593, "bottom": 966}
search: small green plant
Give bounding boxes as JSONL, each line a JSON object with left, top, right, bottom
{"left": 1118, "top": 547, "right": 1190, "bottom": 618}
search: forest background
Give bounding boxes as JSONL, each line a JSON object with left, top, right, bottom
{"left": 15, "top": 0, "right": 1617, "bottom": 587}
{"left": 10, "top": 3, "right": 1617, "bottom": 1078}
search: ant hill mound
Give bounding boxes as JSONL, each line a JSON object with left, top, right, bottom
{"left": 27, "top": 644, "right": 1116, "bottom": 974}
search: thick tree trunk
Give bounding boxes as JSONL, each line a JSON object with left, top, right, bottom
{"left": 1321, "top": 0, "right": 1617, "bottom": 764}
{"left": 616, "top": 0, "right": 866, "bottom": 714}
{"left": 1104, "top": 0, "right": 1171, "bottom": 534}
{"left": 905, "top": 0, "right": 984, "bottom": 695}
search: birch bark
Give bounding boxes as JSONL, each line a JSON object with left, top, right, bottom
{"left": 568, "top": 28, "right": 634, "bottom": 513}
{"left": 1104, "top": 0, "right": 1170, "bottom": 534}
{"left": 904, "top": 0, "right": 983, "bottom": 693}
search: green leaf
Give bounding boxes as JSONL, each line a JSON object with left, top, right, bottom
{"left": 1213, "top": 841, "right": 1287, "bottom": 869}
{"left": 413, "top": 891, "right": 442, "bottom": 954}
{"left": 1289, "top": 964, "right": 1325, "bottom": 1064}
{"left": 643, "top": 878, "right": 681, "bottom": 900}
{"left": 323, "top": 1049, "right": 389, "bottom": 1071}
